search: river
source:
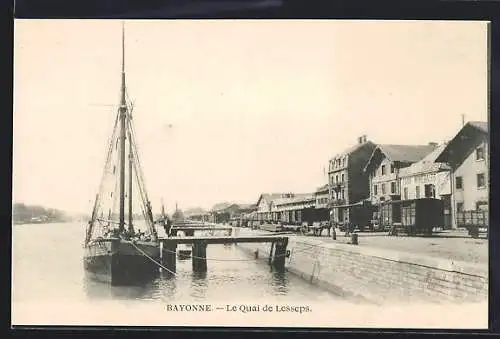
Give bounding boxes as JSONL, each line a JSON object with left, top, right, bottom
{"left": 12, "top": 221, "right": 342, "bottom": 325}
{"left": 12, "top": 222, "right": 488, "bottom": 328}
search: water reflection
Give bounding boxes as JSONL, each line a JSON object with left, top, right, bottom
{"left": 156, "top": 274, "right": 177, "bottom": 301}
{"left": 161, "top": 269, "right": 176, "bottom": 279}
{"left": 271, "top": 271, "right": 289, "bottom": 295}
{"left": 190, "top": 271, "right": 208, "bottom": 300}
{"left": 83, "top": 275, "right": 155, "bottom": 300}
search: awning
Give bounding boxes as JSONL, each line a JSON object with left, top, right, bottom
{"left": 331, "top": 199, "right": 371, "bottom": 208}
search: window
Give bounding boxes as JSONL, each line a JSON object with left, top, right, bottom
{"left": 403, "top": 187, "right": 408, "bottom": 200}
{"left": 342, "top": 158, "right": 346, "bottom": 167}
{"left": 456, "top": 202, "right": 464, "bottom": 212}
{"left": 424, "top": 184, "right": 435, "bottom": 198}
{"left": 381, "top": 165, "right": 386, "bottom": 175}
{"left": 381, "top": 183, "right": 386, "bottom": 195}
{"left": 455, "top": 176, "right": 463, "bottom": 190}
{"left": 416, "top": 186, "right": 420, "bottom": 199}
{"left": 476, "top": 146, "right": 485, "bottom": 161}
{"left": 341, "top": 173, "right": 345, "bottom": 182}
{"left": 373, "top": 184, "right": 378, "bottom": 195}
{"left": 341, "top": 189, "right": 345, "bottom": 200}
{"left": 335, "top": 175, "right": 339, "bottom": 183}
{"left": 477, "top": 173, "right": 486, "bottom": 188}
{"left": 390, "top": 164, "right": 395, "bottom": 174}
{"left": 390, "top": 182, "right": 396, "bottom": 194}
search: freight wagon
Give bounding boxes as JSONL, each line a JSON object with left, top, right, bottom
{"left": 456, "top": 210, "right": 488, "bottom": 238}
{"left": 375, "top": 198, "right": 444, "bottom": 236}
{"left": 378, "top": 200, "right": 402, "bottom": 232}
{"left": 333, "top": 200, "right": 376, "bottom": 232}
{"left": 400, "top": 198, "right": 444, "bottom": 236}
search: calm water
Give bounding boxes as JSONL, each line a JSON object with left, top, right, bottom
{"left": 12, "top": 222, "right": 341, "bottom": 305}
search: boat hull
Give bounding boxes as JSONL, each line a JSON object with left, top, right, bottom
{"left": 84, "top": 238, "right": 161, "bottom": 285}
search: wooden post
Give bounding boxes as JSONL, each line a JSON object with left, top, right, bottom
{"left": 272, "top": 238, "right": 288, "bottom": 272}
{"left": 161, "top": 240, "right": 177, "bottom": 274}
{"left": 268, "top": 241, "right": 275, "bottom": 265}
{"left": 351, "top": 233, "right": 358, "bottom": 245}
{"left": 226, "top": 227, "right": 233, "bottom": 247}
{"left": 192, "top": 241, "right": 208, "bottom": 272}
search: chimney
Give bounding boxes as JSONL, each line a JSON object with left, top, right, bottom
{"left": 358, "top": 136, "right": 362, "bottom": 144}
{"left": 428, "top": 142, "right": 438, "bottom": 148}
{"left": 362, "top": 135, "right": 367, "bottom": 143}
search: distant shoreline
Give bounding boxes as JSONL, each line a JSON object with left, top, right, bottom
{"left": 13, "top": 220, "right": 75, "bottom": 225}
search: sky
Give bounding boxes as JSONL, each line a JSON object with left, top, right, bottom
{"left": 13, "top": 20, "right": 489, "bottom": 214}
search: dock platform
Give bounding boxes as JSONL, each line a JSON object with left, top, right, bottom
{"left": 170, "top": 226, "right": 232, "bottom": 232}
{"left": 160, "top": 235, "right": 287, "bottom": 245}
{"left": 160, "top": 235, "right": 289, "bottom": 273}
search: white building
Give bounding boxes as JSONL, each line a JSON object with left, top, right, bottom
{"left": 434, "top": 121, "right": 489, "bottom": 229}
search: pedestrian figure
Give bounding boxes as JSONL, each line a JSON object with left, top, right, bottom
{"left": 344, "top": 217, "right": 351, "bottom": 237}
{"left": 163, "top": 215, "right": 172, "bottom": 236}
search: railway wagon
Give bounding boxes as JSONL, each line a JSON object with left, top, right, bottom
{"left": 400, "top": 198, "right": 444, "bottom": 236}
{"left": 457, "top": 210, "right": 488, "bottom": 238}
{"left": 379, "top": 200, "right": 402, "bottom": 232}
{"left": 352, "top": 202, "right": 377, "bottom": 231}
{"left": 334, "top": 201, "right": 376, "bottom": 232}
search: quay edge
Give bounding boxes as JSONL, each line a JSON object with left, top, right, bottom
{"left": 234, "top": 227, "right": 488, "bottom": 305}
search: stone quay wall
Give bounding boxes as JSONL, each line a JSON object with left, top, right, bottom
{"left": 233, "top": 227, "right": 488, "bottom": 305}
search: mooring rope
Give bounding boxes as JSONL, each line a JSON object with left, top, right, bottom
{"left": 127, "top": 234, "right": 323, "bottom": 273}
{"left": 160, "top": 241, "right": 318, "bottom": 262}
{"left": 127, "top": 240, "right": 177, "bottom": 276}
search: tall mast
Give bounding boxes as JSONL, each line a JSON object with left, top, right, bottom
{"left": 128, "top": 129, "right": 134, "bottom": 233}
{"left": 118, "top": 22, "right": 127, "bottom": 232}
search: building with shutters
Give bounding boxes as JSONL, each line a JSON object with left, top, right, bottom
{"left": 327, "top": 135, "right": 377, "bottom": 224}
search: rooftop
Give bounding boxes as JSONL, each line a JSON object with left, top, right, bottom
{"left": 377, "top": 144, "right": 438, "bottom": 163}
{"left": 330, "top": 140, "right": 376, "bottom": 160}
{"left": 434, "top": 121, "right": 489, "bottom": 164}
{"left": 364, "top": 143, "right": 438, "bottom": 173}
{"left": 315, "top": 184, "right": 329, "bottom": 193}
{"left": 469, "top": 121, "right": 488, "bottom": 133}
{"left": 399, "top": 143, "right": 451, "bottom": 177}
{"left": 274, "top": 193, "right": 315, "bottom": 206}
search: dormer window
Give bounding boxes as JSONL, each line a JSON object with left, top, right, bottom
{"left": 381, "top": 165, "right": 386, "bottom": 175}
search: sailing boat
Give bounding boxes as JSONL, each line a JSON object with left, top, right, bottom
{"left": 83, "top": 23, "right": 161, "bottom": 285}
